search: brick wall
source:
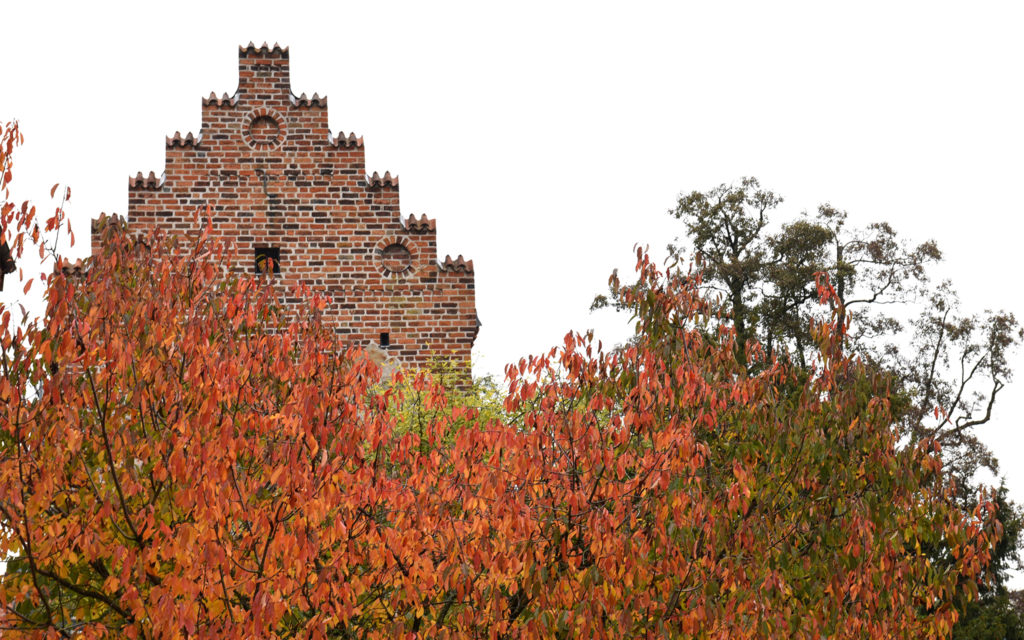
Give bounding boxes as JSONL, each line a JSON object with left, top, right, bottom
{"left": 95, "top": 43, "right": 478, "bottom": 375}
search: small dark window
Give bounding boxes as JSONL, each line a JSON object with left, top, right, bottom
{"left": 379, "top": 332, "right": 390, "bottom": 348}
{"left": 255, "top": 247, "right": 281, "bottom": 274}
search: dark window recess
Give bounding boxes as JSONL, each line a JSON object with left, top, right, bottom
{"left": 379, "top": 332, "right": 390, "bottom": 348}
{"left": 255, "top": 247, "right": 281, "bottom": 273}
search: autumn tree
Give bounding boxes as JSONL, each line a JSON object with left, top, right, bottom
{"left": 595, "top": 176, "right": 1022, "bottom": 637}
{"left": 951, "top": 484, "right": 1024, "bottom": 640}
{"left": 0, "top": 130, "right": 1003, "bottom": 638}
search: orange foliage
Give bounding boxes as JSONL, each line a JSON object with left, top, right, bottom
{"left": 0, "top": 125, "right": 999, "bottom": 638}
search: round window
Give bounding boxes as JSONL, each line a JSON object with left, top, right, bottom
{"left": 380, "top": 243, "right": 412, "bottom": 274}
{"left": 248, "top": 115, "right": 281, "bottom": 148}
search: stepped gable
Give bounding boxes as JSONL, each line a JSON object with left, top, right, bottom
{"left": 95, "top": 44, "right": 478, "bottom": 376}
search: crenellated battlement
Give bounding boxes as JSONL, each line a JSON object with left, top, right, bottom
{"left": 166, "top": 132, "right": 202, "bottom": 148}
{"left": 440, "top": 255, "right": 474, "bottom": 273}
{"left": 128, "top": 171, "right": 164, "bottom": 190}
{"left": 328, "top": 131, "right": 364, "bottom": 148}
{"left": 239, "top": 41, "right": 288, "bottom": 57}
{"left": 291, "top": 92, "right": 327, "bottom": 108}
{"left": 366, "top": 171, "right": 399, "bottom": 189}
{"left": 202, "top": 92, "right": 238, "bottom": 108}
{"left": 405, "top": 214, "right": 436, "bottom": 233}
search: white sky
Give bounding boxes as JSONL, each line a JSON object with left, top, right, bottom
{"left": 3, "top": 1, "right": 1023, "bottom": 585}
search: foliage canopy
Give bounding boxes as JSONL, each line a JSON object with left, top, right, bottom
{"left": 0, "top": 127, "right": 1005, "bottom": 638}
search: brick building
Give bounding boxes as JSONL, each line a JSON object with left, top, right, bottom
{"left": 95, "top": 43, "right": 478, "bottom": 375}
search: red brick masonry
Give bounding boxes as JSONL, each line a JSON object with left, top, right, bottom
{"left": 93, "top": 43, "right": 478, "bottom": 374}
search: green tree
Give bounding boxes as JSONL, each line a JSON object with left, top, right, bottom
{"left": 604, "top": 177, "right": 1022, "bottom": 637}
{"left": 654, "top": 178, "right": 1023, "bottom": 479}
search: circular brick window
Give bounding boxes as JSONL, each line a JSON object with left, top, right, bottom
{"left": 248, "top": 115, "right": 281, "bottom": 148}
{"left": 380, "top": 243, "right": 412, "bottom": 274}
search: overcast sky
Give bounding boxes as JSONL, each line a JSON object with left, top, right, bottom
{"left": 3, "top": 1, "right": 1023, "bottom": 584}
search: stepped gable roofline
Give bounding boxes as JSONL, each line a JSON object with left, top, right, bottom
{"left": 405, "top": 214, "right": 436, "bottom": 233}
{"left": 166, "top": 131, "right": 202, "bottom": 148}
{"left": 129, "top": 171, "right": 165, "bottom": 190}
{"left": 440, "top": 254, "right": 473, "bottom": 273}
{"left": 108, "top": 44, "right": 478, "bottom": 373}
{"left": 239, "top": 41, "right": 289, "bottom": 57}
{"left": 366, "top": 171, "right": 399, "bottom": 188}
{"left": 328, "top": 131, "right": 364, "bottom": 148}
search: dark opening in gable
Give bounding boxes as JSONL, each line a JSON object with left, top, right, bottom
{"left": 255, "top": 246, "right": 281, "bottom": 274}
